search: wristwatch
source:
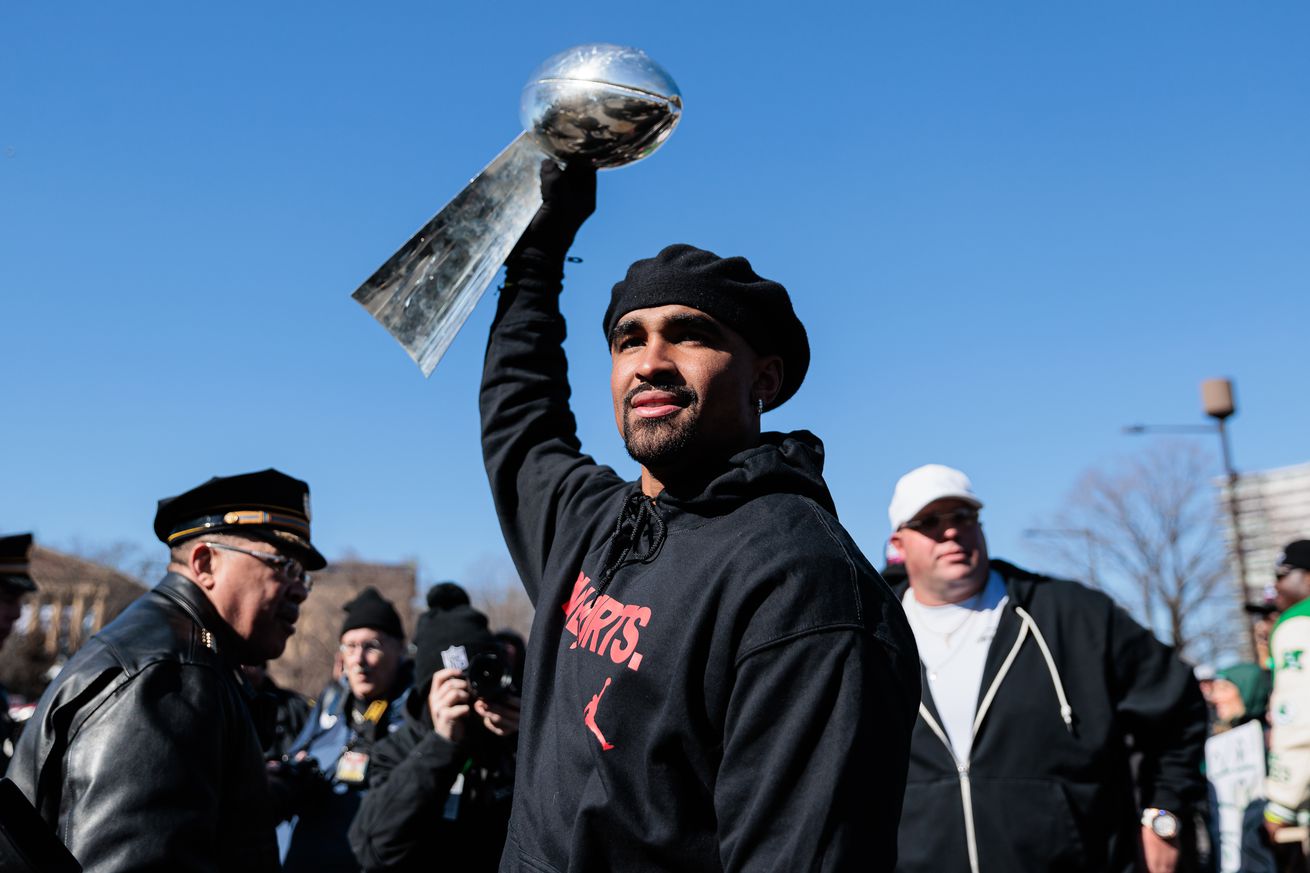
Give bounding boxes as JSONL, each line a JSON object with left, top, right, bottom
{"left": 1141, "top": 807, "right": 1180, "bottom": 840}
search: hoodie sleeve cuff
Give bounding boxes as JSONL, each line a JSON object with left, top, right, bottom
{"left": 1142, "top": 790, "right": 1187, "bottom": 814}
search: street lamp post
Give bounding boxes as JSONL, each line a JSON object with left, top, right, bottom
{"left": 1123, "top": 377, "right": 1257, "bottom": 659}
{"left": 1202, "top": 379, "right": 1256, "bottom": 661}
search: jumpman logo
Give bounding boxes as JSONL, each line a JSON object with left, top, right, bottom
{"left": 583, "top": 677, "right": 616, "bottom": 751}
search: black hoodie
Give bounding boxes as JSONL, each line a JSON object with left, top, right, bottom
{"left": 890, "top": 562, "right": 1206, "bottom": 873}
{"left": 480, "top": 264, "right": 920, "bottom": 872}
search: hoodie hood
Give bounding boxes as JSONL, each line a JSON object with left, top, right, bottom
{"left": 657, "top": 430, "right": 837, "bottom": 518}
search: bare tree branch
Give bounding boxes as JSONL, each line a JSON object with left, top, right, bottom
{"left": 1027, "top": 440, "right": 1241, "bottom": 664}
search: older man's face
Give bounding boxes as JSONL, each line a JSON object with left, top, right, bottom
{"left": 890, "top": 498, "right": 989, "bottom": 604}
{"left": 340, "top": 628, "right": 404, "bottom": 703}
{"left": 199, "top": 538, "right": 310, "bottom": 663}
{"left": 609, "top": 305, "right": 781, "bottom": 474}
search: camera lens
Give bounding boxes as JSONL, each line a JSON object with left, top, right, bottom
{"left": 467, "top": 651, "right": 515, "bottom": 701}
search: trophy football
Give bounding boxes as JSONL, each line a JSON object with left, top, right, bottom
{"left": 352, "top": 44, "right": 683, "bottom": 375}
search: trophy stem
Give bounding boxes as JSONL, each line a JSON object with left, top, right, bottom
{"left": 352, "top": 132, "right": 547, "bottom": 376}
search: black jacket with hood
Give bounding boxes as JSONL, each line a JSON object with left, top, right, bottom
{"left": 479, "top": 257, "right": 920, "bottom": 872}
{"left": 890, "top": 560, "right": 1207, "bottom": 873}
{"left": 348, "top": 682, "right": 516, "bottom": 873}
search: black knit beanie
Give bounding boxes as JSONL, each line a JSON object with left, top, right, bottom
{"left": 413, "top": 582, "right": 496, "bottom": 686}
{"left": 340, "top": 586, "right": 404, "bottom": 640}
{"left": 601, "top": 244, "right": 810, "bottom": 409}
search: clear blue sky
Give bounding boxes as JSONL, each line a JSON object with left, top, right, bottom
{"left": 4, "top": 3, "right": 1308, "bottom": 600}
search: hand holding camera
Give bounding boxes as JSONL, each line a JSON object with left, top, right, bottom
{"left": 428, "top": 660, "right": 523, "bottom": 743}
{"left": 473, "top": 694, "right": 521, "bottom": 738}
{"left": 428, "top": 668, "right": 473, "bottom": 744}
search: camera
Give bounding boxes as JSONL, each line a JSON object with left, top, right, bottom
{"left": 466, "top": 650, "right": 520, "bottom": 703}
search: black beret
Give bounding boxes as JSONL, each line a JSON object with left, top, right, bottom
{"left": 341, "top": 586, "right": 405, "bottom": 640}
{"left": 412, "top": 582, "right": 495, "bottom": 687}
{"left": 1277, "top": 541, "right": 1310, "bottom": 574}
{"left": 0, "top": 533, "right": 37, "bottom": 594}
{"left": 154, "top": 469, "right": 326, "bottom": 571}
{"left": 601, "top": 244, "right": 810, "bottom": 410}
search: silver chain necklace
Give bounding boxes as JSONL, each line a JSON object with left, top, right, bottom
{"left": 909, "top": 590, "right": 985, "bottom": 682}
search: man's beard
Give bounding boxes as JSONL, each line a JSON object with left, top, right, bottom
{"left": 621, "top": 385, "right": 699, "bottom": 468}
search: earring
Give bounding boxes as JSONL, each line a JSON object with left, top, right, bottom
{"left": 756, "top": 398, "right": 765, "bottom": 416}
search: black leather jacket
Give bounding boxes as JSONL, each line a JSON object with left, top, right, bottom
{"left": 8, "top": 573, "right": 280, "bottom": 872}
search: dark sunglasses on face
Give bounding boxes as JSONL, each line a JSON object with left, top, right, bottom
{"left": 902, "top": 508, "right": 980, "bottom": 535}
{"left": 203, "top": 542, "right": 312, "bottom": 590}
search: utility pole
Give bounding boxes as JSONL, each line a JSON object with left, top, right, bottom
{"left": 1201, "top": 378, "right": 1257, "bottom": 661}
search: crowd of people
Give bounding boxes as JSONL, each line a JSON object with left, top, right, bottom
{"left": 0, "top": 161, "right": 1306, "bottom": 872}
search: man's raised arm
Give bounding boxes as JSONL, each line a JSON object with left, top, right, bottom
{"left": 480, "top": 161, "right": 618, "bottom": 603}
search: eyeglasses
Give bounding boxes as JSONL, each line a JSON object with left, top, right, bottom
{"left": 901, "top": 508, "right": 980, "bottom": 535}
{"left": 203, "top": 542, "right": 311, "bottom": 590}
{"left": 339, "top": 640, "right": 387, "bottom": 657}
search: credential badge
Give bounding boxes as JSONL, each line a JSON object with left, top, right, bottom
{"left": 440, "top": 645, "right": 469, "bottom": 672}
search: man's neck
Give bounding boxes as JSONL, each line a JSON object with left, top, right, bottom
{"left": 639, "top": 435, "right": 761, "bottom": 499}
{"left": 162, "top": 566, "right": 253, "bottom": 663}
{"left": 639, "top": 468, "right": 665, "bottom": 499}
{"left": 639, "top": 462, "right": 719, "bottom": 499}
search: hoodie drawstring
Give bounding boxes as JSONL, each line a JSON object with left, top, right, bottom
{"left": 1015, "top": 606, "right": 1075, "bottom": 732}
{"left": 596, "top": 493, "right": 667, "bottom": 595}
{"left": 968, "top": 605, "right": 1076, "bottom": 738}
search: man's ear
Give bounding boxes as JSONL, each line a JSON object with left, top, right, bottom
{"left": 189, "top": 542, "right": 218, "bottom": 591}
{"left": 888, "top": 531, "right": 905, "bottom": 556}
{"left": 753, "top": 355, "right": 784, "bottom": 408}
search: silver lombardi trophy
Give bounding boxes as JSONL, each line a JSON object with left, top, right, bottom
{"left": 352, "top": 44, "right": 683, "bottom": 375}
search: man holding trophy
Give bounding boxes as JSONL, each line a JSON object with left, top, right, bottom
{"left": 348, "top": 44, "right": 919, "bottom": 871}
{"left": 477, "top": 158, "right": 919, "bottom": 870}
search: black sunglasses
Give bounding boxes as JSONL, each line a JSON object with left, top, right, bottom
{"left": 902, "top": 508, "right": 980, "bottom": 534}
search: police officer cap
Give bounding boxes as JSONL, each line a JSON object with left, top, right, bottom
{"left": 0, "top": 533, "right": 37, "bottom": 594}
{"left": 154, "top": 469, "right": 326, "bottom": 571}
{"left": 602, "top": 244, "right": 810, "bottom": 410}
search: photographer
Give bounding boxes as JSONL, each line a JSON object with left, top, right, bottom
{"left": 350, "top": 583, "right": 519, "bottom": 873}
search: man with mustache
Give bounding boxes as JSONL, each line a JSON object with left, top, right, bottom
{"left": 884, "top": 464, "right": 1206, "bottom": 873}
{"left": 479, "top": 163, "right": 920, "bottom": 872}
{"left": 9, "top": 469, "right": 322, "bottom": 872}
{"left": 274, "top": 586, "right": 411, "bottom": 873}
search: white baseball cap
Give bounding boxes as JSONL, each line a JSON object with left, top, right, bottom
{"left": 888, "top": 464, "right": 983, "bottom": 531}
